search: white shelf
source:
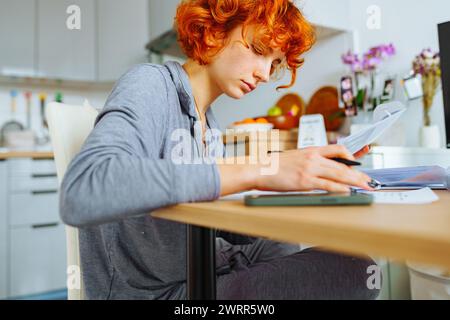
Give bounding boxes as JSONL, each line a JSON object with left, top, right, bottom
{"left": 0, "top": 75, "right": 115, "bottom": 91}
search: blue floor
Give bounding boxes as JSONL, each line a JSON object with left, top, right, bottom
{"left": 10, "top": 288, "right": 68, "bottom": 300}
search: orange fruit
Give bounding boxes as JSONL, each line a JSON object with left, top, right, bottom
{"left": 242, "top": 118, "right": 256, "bottom": 124}
{"left": 256, "top": 118, "right": 269, "bottom": 123}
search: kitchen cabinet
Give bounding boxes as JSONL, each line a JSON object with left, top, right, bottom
{"left": 0, "top": 157, "right": 66, "bottom": 298}
{"left": 97, "top": 0, "right": 150, "bottom": 81}
{"left": 0, "top": 0, "right": 36, "bottom": 77}
{"left": 37, "top": 0, "right": 96, "bottom": 81}
{"left": 0, "top": 160, "right": 7, "bottom": 299}
{"left": 9, "top": 224, "right": 66, "bottom": 297}
{"left": 1, "top": 0, "right": 150, "bottom": 82}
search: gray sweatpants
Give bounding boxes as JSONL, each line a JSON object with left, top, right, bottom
{"left": 171, "top": 231, "right": 381, "bottom": 300}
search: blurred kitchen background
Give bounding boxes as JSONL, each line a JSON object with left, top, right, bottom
{"left": 0, "top": 0, "right": 449, "bottom": 300}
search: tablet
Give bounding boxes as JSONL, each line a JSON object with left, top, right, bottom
{"left": 244, "top": 192, "right": 373, "bottom": 207}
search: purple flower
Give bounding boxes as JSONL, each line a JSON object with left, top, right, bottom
{"left": 342, "top": 51, "right": 364, "bottom": 72}
{"left": 342, "top": 43, "right": 396, "bottom": 73}
{"left": 413, "top": 48, "right": 440, "bottom": 76}
{"left": 363, "top": 56, "right": 382, "bottom": 70}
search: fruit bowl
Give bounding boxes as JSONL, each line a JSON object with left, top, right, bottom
{"left": 229, "top": 123, "right": 274, "bottom": 133}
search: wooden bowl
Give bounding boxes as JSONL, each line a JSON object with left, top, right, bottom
{"left": 306, "top": 86, "right": 344, "bottom": 132}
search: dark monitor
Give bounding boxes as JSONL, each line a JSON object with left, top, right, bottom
{"left": 438, "top": 22, "right": 450, "bottom": 148}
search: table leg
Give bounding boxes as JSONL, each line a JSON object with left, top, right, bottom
{"left": 187, "top": 225, "right": 216, "bottom": 300}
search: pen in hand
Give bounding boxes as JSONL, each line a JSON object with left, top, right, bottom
{"left": 267, "top": 151, "right": 362, "bottom": 167}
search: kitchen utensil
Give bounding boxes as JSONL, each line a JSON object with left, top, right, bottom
{"left": 24, "top": 91, "right": 32, "bottom": 129}
{"left": 39, "top": 92, "right": 48, "bottom": 128}
{"left": 10, "top": 89, "right": 18, "bottom": 113}
{"left": 0, "top": 90, "right": 25, "bottom": 146}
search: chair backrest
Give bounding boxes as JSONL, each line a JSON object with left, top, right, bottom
{"left": 46, "top": 101, "right": 99, "bottom": 300}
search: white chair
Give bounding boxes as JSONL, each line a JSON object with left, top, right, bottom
{"left": 46, "top": 101, "right": 99, "bottom": 300}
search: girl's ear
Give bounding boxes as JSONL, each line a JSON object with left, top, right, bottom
{"left": 205, "top": 35, "right": 215, "bottom": 47}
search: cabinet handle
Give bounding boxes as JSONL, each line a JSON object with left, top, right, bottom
{"left": 31, "top": 190, "right": 58, "bottom": 195}
{"left": 32, "top": 223, "right": 59, "bottom": 229}
{"left": 31, "top": 173, "right": 57, "bottom": 178}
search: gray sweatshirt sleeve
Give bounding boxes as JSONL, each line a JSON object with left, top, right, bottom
{"left": 59, "top": 64, "right": 221, "bottom": 227}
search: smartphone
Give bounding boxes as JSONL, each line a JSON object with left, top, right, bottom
{"left": 244, "top": 192, "right": 373, "bottom": 207}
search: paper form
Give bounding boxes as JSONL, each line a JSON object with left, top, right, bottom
{"left": 358, "top": 188, "right": 439, "bottom": 204}
{"left": 338, "top": 101, "right": 406, "bottom": 154}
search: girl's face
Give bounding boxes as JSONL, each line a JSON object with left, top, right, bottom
{"left": 207, "top": 25, "right": 286, "bottom": 100}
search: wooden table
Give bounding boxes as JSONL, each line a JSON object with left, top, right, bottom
{"left": 152, "top": 191, "right": 450, "bottom": 299}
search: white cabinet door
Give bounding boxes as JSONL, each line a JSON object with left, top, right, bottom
{"left": 0, "top": 161, "right": 7, "bottom": 299}
{"left": 37, "top": 0, "right": 96, "bottom": 80}
{"left": 9, "top": 223, "right": 66, "bottom": 298}
{"left": 97, "top": 0, "right": 150, "bottom": 81}
{"left": 0, "top": 0, "right": 36, "bottom": 77}
{"left": 9, "top": 191, "right": 59, "bottom": 227}
{"left": 148, "top": 0, "right": 180, "bottom": 41}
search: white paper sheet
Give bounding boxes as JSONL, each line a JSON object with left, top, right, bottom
{"left": 358, "top": 188, "right": 439, "bottom": 204}
{"left": 338, "top": 102, "right": 406, "bottom": 154}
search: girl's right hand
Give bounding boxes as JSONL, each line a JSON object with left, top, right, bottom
{"left": 253, "top": 145, "right": 374, "bottom": 193}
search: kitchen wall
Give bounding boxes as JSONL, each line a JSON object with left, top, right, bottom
{"left": 348, "top": 0, "right": 450, "bottom": 147}
{"left": 212, "top": 0, "right": 450, "bottom": 147}
{"left": 1, "top": 0, "right": 448, "bottom": 148}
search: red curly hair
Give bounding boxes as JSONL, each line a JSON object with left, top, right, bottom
{"left": 175, "top": 0, "right": 316, "bottom": 89}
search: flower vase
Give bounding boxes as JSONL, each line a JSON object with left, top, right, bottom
{"left": 421, "top": 74, "right": 439, "bottom": 127}
{"left": 419, "top": 125, "right": 441, "bottom": 149}
{"left": 419, "top": 74, "right": 441, "bottom": 148}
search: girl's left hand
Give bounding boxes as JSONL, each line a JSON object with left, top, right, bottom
{"left": 354, "top": 145, "right": 371, "bottom": 159}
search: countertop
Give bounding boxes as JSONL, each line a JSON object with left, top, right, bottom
{"left": 0, "top": 147, "right": 54, "bottom": 159}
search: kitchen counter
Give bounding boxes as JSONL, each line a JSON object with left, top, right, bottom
{"left": 0, "top": 148, "right": 54, "bottom": 159}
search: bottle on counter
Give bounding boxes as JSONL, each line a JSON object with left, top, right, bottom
{"left": 55, "top": 91, "right": 63, "bottom": 103}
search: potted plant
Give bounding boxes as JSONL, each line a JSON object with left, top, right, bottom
{"left": 342, "top": 44, "right": 396, "bottom": 113}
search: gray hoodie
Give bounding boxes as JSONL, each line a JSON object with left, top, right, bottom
{"left": 60, "top": 61, "right": 223, "bottom": 299}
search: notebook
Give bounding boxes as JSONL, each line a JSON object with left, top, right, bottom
{"left": 362, "top": 166, "right": 450, "bottom": 190}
